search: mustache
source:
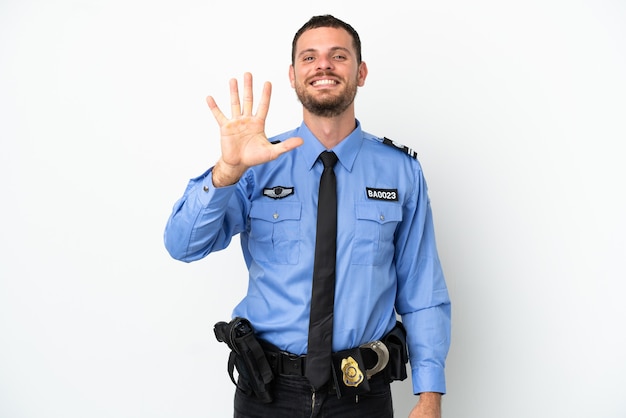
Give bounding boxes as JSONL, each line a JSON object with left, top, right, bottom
{"left": 309, "top": 71, "right": 340, "bottom": 81}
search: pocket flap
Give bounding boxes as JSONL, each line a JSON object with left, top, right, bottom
{"left": 355, "top": 202, "right": 402, "bottom": 224}
{"left": 250, "top": 201, "right": 302, "bottom": 223}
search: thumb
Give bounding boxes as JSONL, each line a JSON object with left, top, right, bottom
{"left": 271, "top": 136, "right": 304, "bottom": 158}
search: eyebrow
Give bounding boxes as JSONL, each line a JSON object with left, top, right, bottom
{"left": 297, "top": 46, "right": 353, "bottom": 59}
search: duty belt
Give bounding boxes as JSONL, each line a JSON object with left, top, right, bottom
{"left": 263, "top": 340, "right": 390, "bottom": 379}
{"left": 215, "top": 318, "right": 408, "bottom": 400}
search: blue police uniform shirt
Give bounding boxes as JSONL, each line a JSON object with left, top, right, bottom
{"left": 164, "top": 120, "right": 451, "bottom": 394}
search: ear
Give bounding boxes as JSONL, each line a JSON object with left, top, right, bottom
{"left": 289, "top": 65, "right": 296, "bottom": 88}
{"left": 357, "top": 61, "right": 368, "bottom": 87}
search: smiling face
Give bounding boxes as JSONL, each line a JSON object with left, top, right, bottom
{"left": 289, "top": 27, "right": 368, "bottom": 118}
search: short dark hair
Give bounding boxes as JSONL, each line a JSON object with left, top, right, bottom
{"left": 291, "top": 15, "right": 362, "bottom": 66}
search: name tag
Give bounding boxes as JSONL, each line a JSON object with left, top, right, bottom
{"left": 366, "top": 188, "right": 399, "bottom": 201}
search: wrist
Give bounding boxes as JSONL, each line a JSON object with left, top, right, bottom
{"left": 418, "top": 392, "right": 441, "bottom": 410}
{"left": 212, "top": 159, "right": 247, "bottom": 187}
{"left": 418, "top": 392, "right": 442, "bottom": 402}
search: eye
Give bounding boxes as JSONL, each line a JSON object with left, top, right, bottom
{"left": 333, "top": 54, "right": 347, "bottom": 61}
{"left": 303, "top": 56, "right": 315, "bottom": 62}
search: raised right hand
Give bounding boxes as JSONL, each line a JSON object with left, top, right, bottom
{"left": 206, "top": 72, "right": 303, "bottom": 187}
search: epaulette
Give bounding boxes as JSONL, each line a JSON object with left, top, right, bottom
{"left": 381, "top": 137, "right": 418, "bottom": 160}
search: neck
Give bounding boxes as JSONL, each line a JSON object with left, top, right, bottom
{"left": 302, "top": 108, "right": 357, "bottom": 149}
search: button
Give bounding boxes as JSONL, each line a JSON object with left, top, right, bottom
{"left": 273, "top": 213, "right": 279, "bottom": 219}
{"left": 380, "top": 215, "right": 385, "bottom": 221}
{"left": 203, "top": 185, "right": 209, "bottom": 192}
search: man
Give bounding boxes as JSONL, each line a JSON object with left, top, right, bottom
{"left": 164, "top": 14, "right": 451, "bottom": 418}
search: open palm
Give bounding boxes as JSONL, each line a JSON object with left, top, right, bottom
{"left": 207, "top": 72, "right": 303, "bottom": 171}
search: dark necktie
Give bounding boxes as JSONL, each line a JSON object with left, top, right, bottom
{"left": 305, "top": 151, "right": 338, "bottom": 389}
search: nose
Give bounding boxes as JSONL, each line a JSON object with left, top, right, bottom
{"left": 316, "top": 55, "right": 334, "bottom": 71}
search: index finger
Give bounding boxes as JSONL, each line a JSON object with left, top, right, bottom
{"left": 254, "top": 81, "right": 272, "bottom": 120}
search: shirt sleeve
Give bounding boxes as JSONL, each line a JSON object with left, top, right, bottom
{"left": 163, "top": 168, "right": 248, "bottom": 262}
{"left": 394, "top": 163, "right": 452, "bottom": 395}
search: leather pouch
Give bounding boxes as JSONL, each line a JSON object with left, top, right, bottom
{"left": 331, "top": 347, "right": 371, "bottom": 398}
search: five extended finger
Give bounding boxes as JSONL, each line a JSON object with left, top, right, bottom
{"left": 229, "top": 77, "right": 241, "bottom": 117}
{"left": 206, "top": 95, "right": 228, "bottom": 126}
{"left": 270, "top": 136, "right": 304, "bottom": 159}
{"left": 242, "top": 72, "right": 254, "bottom": 116}
{"left": 209, "top": 73, "right": 272, "bottom": 126}
{"left": 255, "top": 81, "right": 272, "bottom": 121}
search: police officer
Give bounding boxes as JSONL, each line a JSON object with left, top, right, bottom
{"left": 164, "top": 14, "right": 451, "bottom": 418}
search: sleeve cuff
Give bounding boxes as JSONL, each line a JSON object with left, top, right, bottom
{"left": 411, "top": 366, "right": 447, "bottom": 395}
{"left": 195, "top": 168, "right": 237, "bottom": 206}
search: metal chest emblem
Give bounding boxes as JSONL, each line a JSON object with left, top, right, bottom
{"left": 263, "top": 186, "right": 294, "bottom": 199}
{"left": 341, "top": 356, "right": 364, "bottom": 387}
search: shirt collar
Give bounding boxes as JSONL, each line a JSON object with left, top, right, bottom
{"left": 296, "top": 119, "right": 363, "bottom": 173}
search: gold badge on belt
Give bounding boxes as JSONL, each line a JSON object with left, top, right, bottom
{"left": 340, "top": 356, "right": 364, "bottom": 387}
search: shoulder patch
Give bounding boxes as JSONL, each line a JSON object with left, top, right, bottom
{"left": 382, "top": 137, "right": 418, "bottom": 160}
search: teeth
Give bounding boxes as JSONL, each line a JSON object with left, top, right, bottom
{"left": 313, "top": 79, "right": 336, "bottom": 86}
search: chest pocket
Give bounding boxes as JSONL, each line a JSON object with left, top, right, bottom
{"left": 249, "top": 201, "right": 301, "bottom": 265}
{"left": 351, "top": 202, "right": 402, "bottom": 266}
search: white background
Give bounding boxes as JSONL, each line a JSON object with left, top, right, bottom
{"left": 1, "top": 1, "right": 625, "bottom": 417}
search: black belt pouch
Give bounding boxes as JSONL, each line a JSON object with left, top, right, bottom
{"left": 214, "top": 317, "right": 274, "bottom": 403}
{"left": 382, "top": 321, "right": 409, "bottom": 382}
